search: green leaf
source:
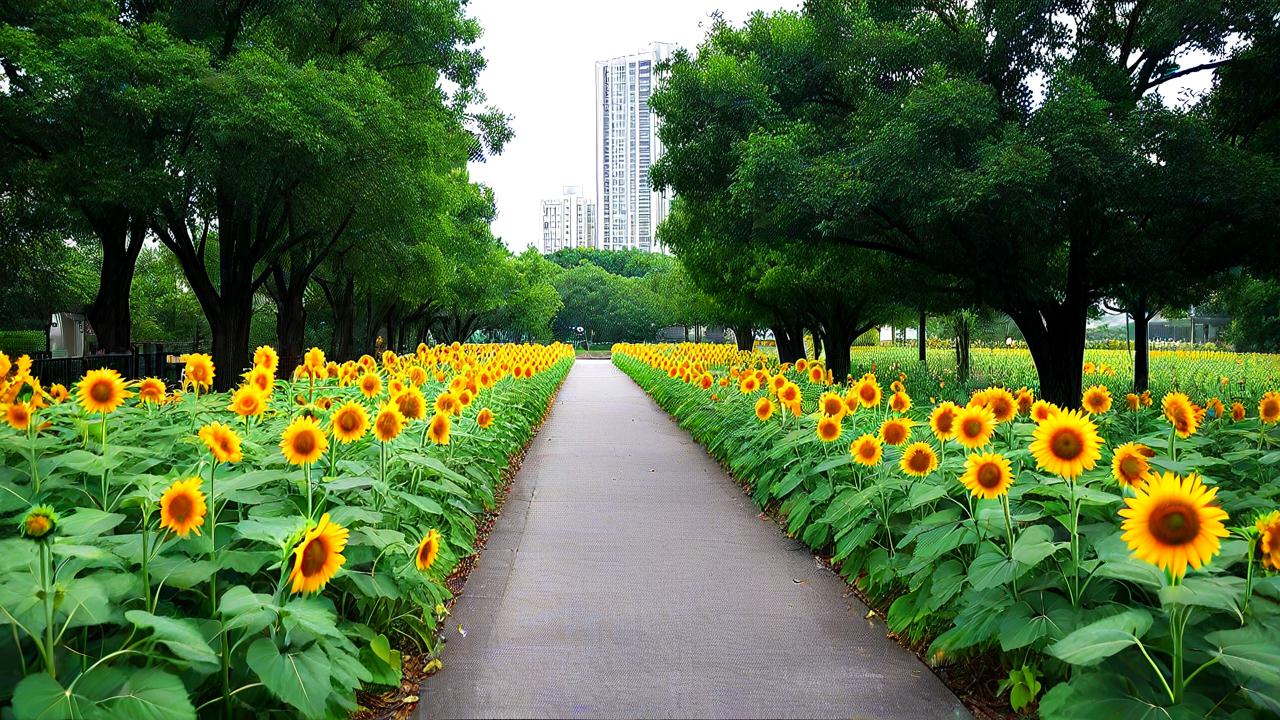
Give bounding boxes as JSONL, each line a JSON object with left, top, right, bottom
{"left": 124, "top": 610, "right": 219, "bottom": 672}
{"left": 11, "top": 673, "right": 81, "bottom": 720}
{"left": 281, "top": 597, "right": 342, "bottom": 640}
{"left": 968, "top": 548, "right": 1017, "bottom": 590}
{"left": 58, "top": 508, "right": 126, "bottom": 539}
{"left": 219, "top": 584, "right": 278, "bottom": 635}
{"left": 1047, "top": 608, "right": 1152, "bottom": 666}
{"left": 1011, "top": 524, "right": 1060, "bottom": 568}
{"left": 101, "top": 669, "right": 195, "bottom": 720}
{"left": 1158, "top": 575, "right": 1244, "bottom": 621}
{"left": 234, "top": 516, "right": 306, "bottom": 547}
{"left": 1204, "top": 627, "right": 1280, "bottom": 686}
{"left": 395, "top": 491, "right": 445, "bottom": 516}
{"left": 246, "top": 637, "right": 332, "bottom": 719}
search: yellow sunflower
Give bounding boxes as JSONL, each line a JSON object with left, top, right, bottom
{"left": 755, "top": 397, "right": 775, "bottom": 422}
{"left": 850, "top": 434, "right": 882, "bottom": 466}
{"left": 879, "top": 417, "right": 915, "bottom": 446}
{"left": 954, "top": 405, "right": 997, "bottom": 449}
{"left": 816, "top": 415, "right": 842, "bottom": 443}
{"left": 819, "top": 392, "right": 847, "bottom": 419}
{"left": 227, "top": 386, "right": 267, "bottom": 418}
{"left": 960, "top": 453, "right": 1014, "bottom": 500}
{"left": 415, "top": 529, "right": 442, "bottom": 572}
{"left": 1125, "top": 393, "right": 1141, "bottom": 411}
{"left": 1119, "top": 472, "right": 1229, "bottom": 579}
{"left": 1111, "top": 442, "right": 1155, "bottom": 490}
{"left": 244, "top": 366, "right": 275, "bottom": 394}
{"left": 1261, "top": 391, "right": 1280, "bottom": 425}
{"left": 280, "top": 416, "right": 328, "bottom": 465}
{"left": 4, "top": 401, "right": 31, "bottom": 431}
{"left": 137, "top": 377, "right": 167, "bottom": 405}
{"left": 288, "top": 513, "right": 349, "bottom": 595}
{"left": 900, "top": 442, "right": 939, "bottom": 477}
{"left": 434, "top": 392, "right": 458, "bottom": 416}
{"left": 329, "top": 401, "right": 368, "bottom": 444}
{"left": 77, "top": 368, "right": 130, "bottom": 414}
{"left": 358, "top": 372, "right": 382, "bottom": 399}
{"left": 476, "top": 407, "right": 494, "bottom": 429}
{"left": 181, "top": 353, "right": 215, "bottom": 392}
{"left": 740, "top": 376, "right": 760, "bottom": 394}
{"left": 48, "top": 383, "right": 69, "bottom": 404}
{"left": 1256, "top": 511, "right": 1280, "bottom": 571}
{"left": 1030, "top": 400, "right": 1060, "bottom": 424}
{"left": 254, "top": 345, "right": 279, "bottom": 373}
{"left": 985, "top": 388, "right": 1017, "bottom": 423}
{"left": 395, "top": 387, "right": 427, "bottom": 421}
{"left": 199, "top": 422, "right": 243, "bottom": 464}
{"left": 778, "top": 382, "right": 801, "bottom": 406}
{"left": 1162, "top": 392, "right": 1199, "bottom": 438}
{"left": 1231, "top": 401, "right": 1246, "bottom": 422}
{"left": 1015, "top": 388, "right": 1034, "bottom": 416}
{"left": 1081, "top": 385, "right": 1112, "bottom": 415}
{"left": 854, "top": 376, "right": 882, "bottom": 408}
{"left": 929, "top": 402, "right": 959, "bottom": 441}
{"left": 889, "top": 391, "right": 912, "bottom": 414}
{"left": 427, "top": 413, "right": 451, "bottom": 445}
{"left": 1029, "top": 409, "right": 1102, "bottom": 480}
{"left": 373, "top": 402, "right": 405, "bottom": 442}
{"left": 456, "top": 389, "right": 474, "bottom": 411}
{"left": 159, "top": 477, "right": 207, "bottom": 538}
{"left": 304, "top": 347, "right": 326, "bottom": 374}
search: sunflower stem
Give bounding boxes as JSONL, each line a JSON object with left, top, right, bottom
{"left": 1244, "top": 534, "right": 1257, "bottom": 615}
{"left": 208, "top": 460, "right": 220, "bottom": 617}
{"left": 40, "top": 541, "right": 55, "bottom": 677}
{"left": 140, "top": 510, "right": 153, "bottom": 614}
{"left": 99, "top": 411, "right": 109, "bottom": 510}
{"left": 27, "top": 421, "right": 40, "bottom": 500}
{"left": 305, "top": 462, "right": 314, "bottom": 520}
{"left": 1068, "top": 479, "right": 1081, "bottom": 609}
{"left": 1002, "top": 493, "right": 1019, "bottom": 600}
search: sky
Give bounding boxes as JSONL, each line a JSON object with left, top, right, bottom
{"left": 464, "top": 0, "right": 796, "bottom": 251}
{"left": 464, "top": 1, "right": 1216, "bottom": 252}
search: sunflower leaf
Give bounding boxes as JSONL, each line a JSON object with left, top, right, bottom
{"left": 1046, "top": 607, "right": 1152, "bottom": 666}
{"left": 246, "top": 637, "right": 332, "bottom": 719}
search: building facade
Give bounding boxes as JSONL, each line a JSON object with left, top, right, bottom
{"left": 541, "top": 186, "right": 597, "bottom": 254}
{"left": 595, "top": 42, "right": 674, "bottom": 253}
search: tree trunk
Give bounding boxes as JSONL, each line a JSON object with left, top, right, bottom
{"left": 733, "top": 324, "right": 754, "bottom": 352}
{"left": 274, "top": 287, "right": 306, "bottom": 364}
{"left": 1133, "top": 295, "right": 1150, "bottom": 393}
{"left": 955, "top": 313, "right": 972, "bottom": 385}
{"left": 210, "top": 298, "right": 254, "bottom": 392}
{"left": 327, "top": 277, "right": 355, "bottom": 360}
{"left": 918, "top": 310, "right": 927, "bottom": 364}
{"left": 85, "top": 212, "right": 145, "bottom": 353}
{"left": 825, "top": 323, "right": 854, "bottom": 384}
{"left": 810, "top": 328, "right": 823, "bottom": 363}
{"left": 1013, "top": 300, "right": 1089, "bottom": 407}
{"left": 772, "top": 321, "right": 805, "bottom": 364}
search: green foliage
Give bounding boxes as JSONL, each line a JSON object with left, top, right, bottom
{"left": 545, "top": 248, "right": 674, "bottom": 278}
{"left": 552, "top": 263, "right": 665, "bottom": 343}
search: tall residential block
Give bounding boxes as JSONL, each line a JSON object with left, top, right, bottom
{"left": 541, "top": 186, "right": 597, "bottom": 254}
{"left": 595, "top": 42, "right": 674, "bottom": 253}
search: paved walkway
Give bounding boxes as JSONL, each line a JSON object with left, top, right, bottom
{"left": 418, "top": 360, "right": 969, "bottom": 719}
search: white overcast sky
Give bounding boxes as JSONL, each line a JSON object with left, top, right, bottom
{"left": 464, "top": 1, "right": 1214, "bottom": 251}
{"left": 465, "top": 0, "right": 796, "bottom": 250}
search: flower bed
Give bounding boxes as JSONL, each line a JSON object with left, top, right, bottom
{"left": 614, "top": 342, "right": 1280, "bottom": 718}
{"left": 0, "top": 343, "right": 572, "bottom": 719}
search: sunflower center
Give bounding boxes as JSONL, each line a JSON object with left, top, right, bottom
{"left": 884, "top": 425, "right": 905, "bottom": 444}
{"left": 859, "top": 443, "right": 876, "bottom": 459}
{"left": 90, "top": 380, "right": 114, "bottom": 403}
{"left": 908, "top": 450, "right": 931, "bottom": 473}
{"left": 976, "top": 463, "right": 1003, "bottom": 489}
{"left": 962, "top": 418, "right": 982, "bottom": 438}
{"left": 1264, "top": 400, "right": 1279, "bottom": 419}
{"left": 935, "top": 412, "right": 954, "bottom": 434}
{"left": 1050, "top": 428, "right": 1083, "bottom": 460}
{"left": 860, "top": 385, "right": 876, "bottom": 402}
{"left": 339, "top": 412, "right": 359, "bottom": 432}
{"left": 1119, "top": 456, "right": 1143, "bottom": 480}
{"left": 292, "top": 431, "right": 316, "bottom": 455}
{"left": 219, "top": 436, "right": 234, "bottom": 455}
{"left": 419, "top": 540, "right": 435, "bottom": 565}
{"left": 1149, "top": 501, "right": 1201, "bottom": 546}
{"left": 820, "top": 421, "right": 838, "bottom": 439}
{"left": 1266, "top": 531, "right": 1280, "bottom": 556}
{"left": 300, "top": 536, "right": 330, "bottom": 576}
{"left": 169, "top": 494, "right": 193, "bottom": 522}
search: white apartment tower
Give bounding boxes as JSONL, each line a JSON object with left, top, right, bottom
{"left": 595, "top": 42, "right": 674, "bottom": 253}
{"left": 541, "top": 186, "right": 597, "bottom": 254}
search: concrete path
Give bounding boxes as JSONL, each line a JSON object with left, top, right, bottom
{"left": 418, "top": 360, "right": 969, "bottom": 719}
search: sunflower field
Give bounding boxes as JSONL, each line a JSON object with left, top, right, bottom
{"left": 0, "top": 343, "right": 572, "bottom": 719}
{"left": 614, "top": 342, "right": 1280, "bottom": 718}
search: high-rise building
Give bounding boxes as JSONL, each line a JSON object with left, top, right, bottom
{"left": 595, "top": 42, "right": 674, "bottom": 253}
{"left": 541, "top": 186, "right": 597, "bottom": 254}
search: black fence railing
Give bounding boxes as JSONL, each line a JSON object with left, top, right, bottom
{"left": 29, "top": 346, "right": 185, "bottom": 389}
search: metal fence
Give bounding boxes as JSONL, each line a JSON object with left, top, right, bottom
{"left": 29, "top": 346, "right": 184, "bottom": 389}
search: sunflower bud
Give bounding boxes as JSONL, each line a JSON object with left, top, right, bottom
{"left": 20, "top": 505, "right": 58, "bottom": 541}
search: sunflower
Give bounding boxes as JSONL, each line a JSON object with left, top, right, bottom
{"left": 77, "top": 368, "right": 130, "bottom": 414}
{"left": 304, "top": 347, "right": 326, "bottom": 374}
{"left": 1030, "top": 409, "right": 1102, "bottom": 480}
{"left": 795, "top": 358, "right": 808, "bottom": 372}
{"left": 395, "top": 387, "right": 427, "bottom": 421}
{"left": 740, "top": 376, "right": 760, "bottom": 394}
{"left": 1082, "top": 361, "right": 1096, "bottom": 374}
{"left": 1205, "top": 397, "right": 1224, "bottom": 420}
{"left": 816, "top": 415, "right": 842, "bottom": 443}
{"left": 960, "top": 453, "right": 1014, "bottom": 500}
{"left": 889, "top": 391, "right": 912, "bottom": 414}
{"left": 1111, "top": 442, "right": 1155, "bottom": 491}
{"left": 968, "top": 389, "right": 989, "bottom": 409}
{"left": 330, "top": 401, "right": 368, "bottom": 444}
{"left": 699, "top": 374, "right": 714, "bottom": 390}
{"left": 850, "top": 434, "right": 882, "bottom": 466}
{"left": 3, "top": 402, "right": 31, "bottom": 430}
{"left": 1081, "top": 385, "right": 1112, "bottom": 415}
{"left": 929, "top": 402, "right": 959, "bottom": 441}
{"left": 1014, "top": 388, "right": 1034, "bottom": 416}
{"left": 879, "top": 417, "right": 915, "bottom": 446}
{"left": 358, "top": 372, "right": 382, "bottom": 399}
{"left": 477, "top": 407, "right": 494, "bottom": 429}
{"left": 244, "top": 366, "right": 275, "bottom": 394}
{"left": 809, "top": 365, "right": 825, "bottom": 384}
{"left": 854, "top": 376, "right": 882, "bottom": 408}
{"left": 408, "top": 366, "right": 428, "bottom": 387}
{"left": 985, "top": 388, "right": 1017, "bottom": 423}
{"left": 46, "top": 383, "right": 68, "bottom": 404}
{"left": 427, "top": 413, "right": 451, "bottom": 445}
{"left": 20, "top": 505, "right": 58, "bottom": 540}
{"left": 416, "top": 529, "right": 442, "bottom": 572}
{"left": 1162, "top": 392, "right": 1199, "bottom": 438}
{"left": 254, "top": 345, "right": 279, "bottom": 373}
{"left": 755, "top": 396, "right": 775, "bottom": 422}
{"left": 373, "top": 402, "right": 405, "bottom": 442}
{"left": 778, "top": 382, "right": 801, "bottom": 406}
{"left": 819, "top": 392, "right": 847, "bottom": 419}
{"left": 1030, "top": 400, "right": 1059, "bottom": 424}
{"left": 288, "top": 513, "right": 349, "bottom": 595}
{"left": 280, "top": 416, "right": 328, "bottom": 465}
{"left": 1119, "top": 472, "right": 1229, "bottom": 579}
{"left": 199, "top": 422, "right": 243, "bottom": 464}
{"left": 1231, "top": 402, "right": 1246, "bottom": 422}
{"left": 138, "top": 377, "right": 167, "bottom": 405}
{"left": 159, "top": 477, "right": 207, "bottom": 538}
{"left": 182, "top": 354, "right": 215, "bottom": 392}
{"left": 954, "top": 405, "right": 996, "bottom": 449}
{"left": 227, "top": 385, "right": 267, "bottom": 418}
{"left": 1261, "top": 391, "right": 1280, "bottom": 425}
{"left": 900, "top": 442, "right": 939, "bottom": 477}
{"left": 1125, "top": 393, "right": 1140, "bottom": 411}
{"left": 770, "top": 374, "right": 788, "bottom": 395}
{"left": 1256, "top": 511, "right": 1280, "bottom": 571}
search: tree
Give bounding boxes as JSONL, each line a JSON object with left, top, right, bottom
{"left": 652, "top": 4, "right": 1280, "bottom": 404}
{"left": 553, "top": 263, "right": 663, "bottom": 344}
